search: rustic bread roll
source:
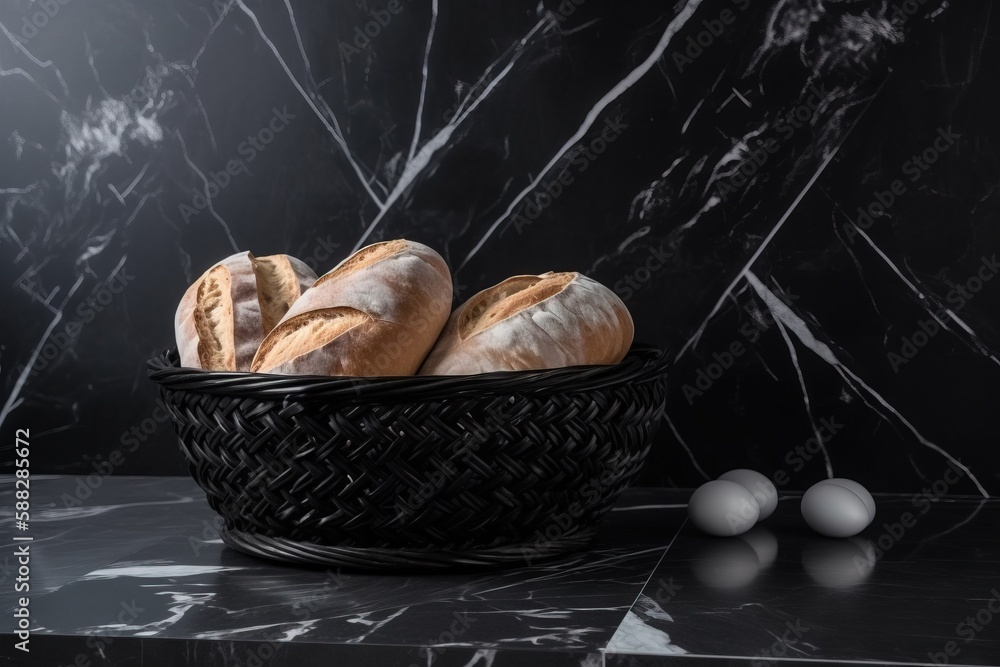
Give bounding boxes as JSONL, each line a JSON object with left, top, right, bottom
{"left": 418, "top": 271, "right": 633, "bottom": 375}
{"left": 174, "top": 252, "right": 317, "bottom": 371}
{"left": 250, "top": 239, "right": 453, "bottom": 376}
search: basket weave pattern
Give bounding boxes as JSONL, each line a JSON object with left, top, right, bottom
{"left": 149, "top": 348, "right": 668, "bottom": 569}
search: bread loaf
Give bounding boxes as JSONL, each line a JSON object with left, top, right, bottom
{"left": 174, "top": 252, "right": 317, "bottom": 371}
{"left": 418, "top": 271, "right": 633, "bottom": 375}
{"left": 250, "top": 239, "right": 453, "bottom": 376}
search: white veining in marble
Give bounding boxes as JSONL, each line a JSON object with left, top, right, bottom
{"left": 83, "top": 564, "right": 246, "bottom": 580}
{"left": 605, "top": 610, "right": 686, "bottom": 655}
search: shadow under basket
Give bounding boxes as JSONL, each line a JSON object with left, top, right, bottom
{"left": 147, "top": 347, "right": 670, "bottom": 572}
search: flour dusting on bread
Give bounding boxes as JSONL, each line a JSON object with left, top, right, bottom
{"left": 251, "top": 240, "right": 453, "bottom": 376}
{"left": 174, "top": 251, "right": 318, "bottom": 371}
{"left": 252, "top": 308, "right": 371, "bottom": 373}
{"left": 419, "top": 271, "right": 632, "bottom": 375}
{"left": 175, "top": 242, "right": 633, "bottom": 378}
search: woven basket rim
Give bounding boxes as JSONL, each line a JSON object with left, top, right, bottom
{"left": 147, "top": 345, "right": 669, "bottom": 401}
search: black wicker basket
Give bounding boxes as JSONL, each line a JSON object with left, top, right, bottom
{"left": 147, "top": 346, "right": 669, "bottom": 571}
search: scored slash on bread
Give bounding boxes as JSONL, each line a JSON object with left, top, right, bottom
{"left": 255, "top": 255, "right": 315, "bottom": 332}
{"left": 418, "top": 271, "right": 633, "bottom": 375}
{"left": 250, "top": 240, "right": 453, "bottom": 377}
{"left": 174, "top": 243, "right": 636, "bottom": 377}
{"left": 191, "top": 265, "right": 235, "bottom": 371}
{"left": 174, "top": 252, "right": 318, "bottom": 371}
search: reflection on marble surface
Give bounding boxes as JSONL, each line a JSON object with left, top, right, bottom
{"left": 1, "top": 0, "right": 996, "bottom": 499}
{"left": 28, "top": 519, "right": 677, "bottom": 650}
{"left": 800, "top": 535, "right": 876, "bottom": 588}
{"left": 0, "top": 475, "right": 212, "bottom": 616}
{"left": 9, "top": 478, "right": 682, "bottom": 665}
{"left": 5, "top": 477, "right": 999, "bottom": 666}
{"left": 616, "top": 495, "right": 1000, "bottom": 664}
{"left": 606, "top": 595, "right": 686, "bottom": 656}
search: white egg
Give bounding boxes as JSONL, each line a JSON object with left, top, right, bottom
{"left": 817, "top": 478, "right": 875, "bottom": 525}
{"left": 688, "top": 480, "right": 760, "bottom": 537}
{"left": 718, "top": 469, "right": 778, "bottom": 520}
{"left": 801, "top": 481, "right": 873, "bottom": 538}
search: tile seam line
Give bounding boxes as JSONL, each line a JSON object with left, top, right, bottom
{"left": 611, "top": 651, "right": 994, "bottom": 667}
{"left": 600, "top": 515, "right": 690, "bottom": 661}
{"left": 1, "top": 534, "right": 188, "bottom": 620}
{"left": 8, "top": 633, "right": 604, "bottom": 657}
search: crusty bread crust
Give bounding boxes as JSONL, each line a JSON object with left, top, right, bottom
{"left": 174, "top": 252, "right": 318, "bottom": 371}
{"left": 194, "top": 265, "right": 236, "bottom": 371}
{"left": 458, "top": 272, "right": 574, "bottom": 340}
{"left": 252, "top": 307, "right": 372, "bottom": 374}
{"left": 251, "top": 240, "right": 453, "bottom": 376}
{"left": 418, "top": 271, "right": 633, "bottom": 375}
{"left": 255, "top": 255, "right": 296, "bottom": 333}
{"left": 315, "top": 239, "right": 409, "bottom": 287}
{"left": 175, "top": 280, "right": 202, "bottom": 369}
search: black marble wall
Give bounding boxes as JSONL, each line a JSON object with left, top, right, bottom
{"left": 0, "top": 0, "right": 996, "bottom": 494}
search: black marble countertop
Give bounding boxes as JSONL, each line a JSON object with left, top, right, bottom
{"left": 2, "top": 475, "right": 999, "bottom": 666}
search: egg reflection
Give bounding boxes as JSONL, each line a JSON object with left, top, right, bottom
{"left": 692, "top": 539, "right": 759, "bottom": 588}
{"left": 801, "top": 537, "right": 877, "bottom": 588}
{"left": 690, "top": 527, "right": 776, "bottom": 589}
{"left": 738, "top": 526, "right": 778, "bottom": 569}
